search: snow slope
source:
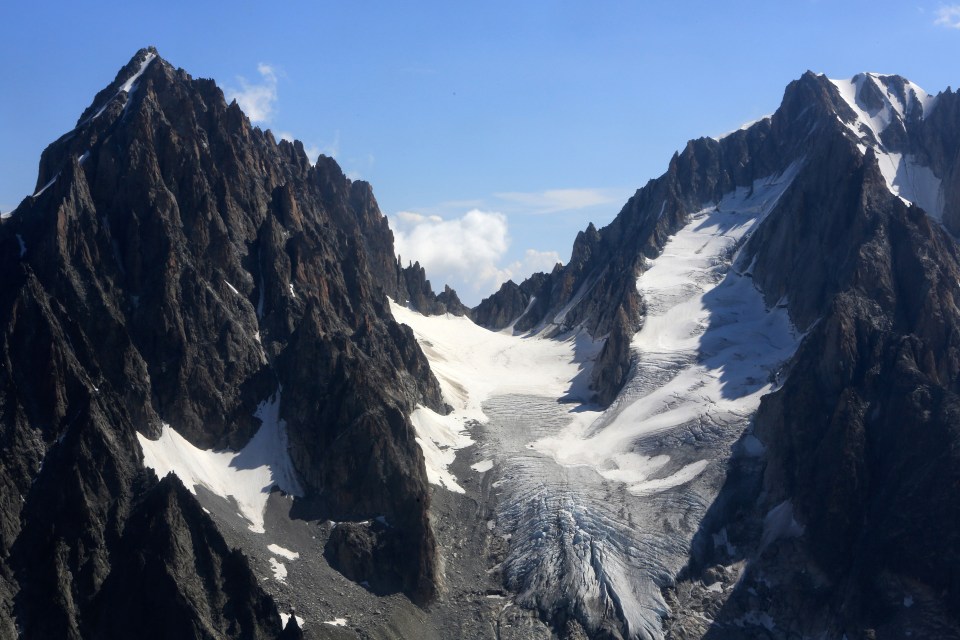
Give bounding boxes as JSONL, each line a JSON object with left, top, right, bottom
{"left": 393, "top": 166, "right": 804, "bottom": 638}
{"left": 390, "top": 302, "right": 600, "bottom": 492}
{"left": 137, "top": 390, "right": 303, "bottom": 533}
{"left": 536, "top": 163, "right": 802, "bottom": 495}
{"left": 829, "top": 73, "right": 944, "bottom": 219}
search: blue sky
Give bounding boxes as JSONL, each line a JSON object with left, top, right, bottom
{"left": 3, "top": 1, "right": 959, "bottom": 303}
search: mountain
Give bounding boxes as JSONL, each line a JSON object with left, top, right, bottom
{"left": 1, "top": 47, "right": 958, "bottom": 640}
{"left": 0, "top": 47, "right": 451, "bottom": 638}
{"left": 462, "top": 71, "right": 960, "bottom": 639}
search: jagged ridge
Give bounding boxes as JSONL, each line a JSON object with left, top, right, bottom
{"left": 0, "top": 46, "right": 451, "bottom": 637}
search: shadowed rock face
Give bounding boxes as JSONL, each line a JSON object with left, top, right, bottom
{"left": 0, "top": 46, "right": 447, "bottom": 635}
{"left": 736, "top": 167, "right": 960, "bottom": 638}
{"left": 652, "top": 75, "right": 960, "bottom": 638}
{"left": 397, "top": 260, "right": 469, "bottom": 316}
{"left": 2, "top": 47, "right": 959, "bottom": 640}
{"left": 475, "top": 72, "right": 960, "bottom": 410}
{"left": 466, "top": 69, "right": 960, "bottom": 637}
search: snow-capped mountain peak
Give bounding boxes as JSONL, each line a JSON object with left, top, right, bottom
{"left": 830, "top": 72, "right": 936, "bottom": 143}
{"left": 828, "top": 72, "right": 945, "bottom": 220}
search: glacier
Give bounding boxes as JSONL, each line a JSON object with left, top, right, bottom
{"left": 393, "top": 164, "right": 805, "bottom": 639}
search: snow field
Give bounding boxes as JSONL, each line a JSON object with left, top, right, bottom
{"left": 390, "top": 302, "right": 601, "bottom": 493}
{"left": 137, "top": 390, "right": 303, "bottom": 534}
{"left": 829, "top": 73, "right": 944, "bottom": 220}
{"left": 535, "top": 164, "right": 802, "bottom": 495}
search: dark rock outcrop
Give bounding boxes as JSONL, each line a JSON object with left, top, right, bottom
{"left": 397, "top": 260, "right": 468, "bottom": 316}
{"left": 475, "top": 71, "right": 960, "bottom": 414}
{"left": 658, "top": 72, "right": 960, "bottom": 639}
{"left": 0, "top": 45, "right": 449, "bottom": 635}
{"left": 88, "top": 475, "right": 284, "bottom": 639}
{"left": 470, "top": 275, "right": 547, "bottom": 331}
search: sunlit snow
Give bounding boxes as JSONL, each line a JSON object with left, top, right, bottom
{"left": 269, "top": 557, "right": 287, "bottom": 581}
{"left": 395, "top": 165, "right": 805, "bottom": 639}
{"left": 280, "top": 612, "right": 306, "bottom": 628}
{"left": 390, "top": 302, "right": 600, "bottom": 493}
{"left": 85, "top": 52, "right": 157, "bottom": 123}
{"left": 267, "top": 543, "right": 299, "bottom": 560}
{"left": 829, "top": 73, "right": 944, "bottom": 219}
{"left": 536, "top": 163, "right": 802, "bottom": 495}
{"left": 120, "top": 52, "right": 157, "bottom": 94}
{"left": 713, "top": 115, "right": 772, "bottom": 141}
{"left": 137, "top": 390, "right": 303, "bottom": 533}
{"left": 32, "top": 172, "right": 59, "bottom": 198}
{"left": 471, "top": 459, "right": 494, "bottom": 473}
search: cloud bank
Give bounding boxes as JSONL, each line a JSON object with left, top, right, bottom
{"left": 389, "top": 209, "right": 561, "bottom": 301}
{"left": 227, "top": 63, "right": 278, "bottom": 123}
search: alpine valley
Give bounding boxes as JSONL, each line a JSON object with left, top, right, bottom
{"left": 1, "top": 48, "right": 958, "bottom": 640}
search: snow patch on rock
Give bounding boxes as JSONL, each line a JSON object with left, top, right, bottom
{"left": 267, "top": 543, "right": 299, "bottom": 560}
{"left": 137, "top": 389, "right": 303, "bottom": 534}
{"left": 829, "top": 73, "right": 944, "bottom": 219}
{"left": 269, "top": 557, "right": 287, "bottom": 582}
{"left": 760, "top": 500, "right": 805, "bottom": 550}
{"left": 280, "top": 612, "right": 306, "bottom": 628}
{"left": 471, "top": 459, "right": 494, "bottom": 473}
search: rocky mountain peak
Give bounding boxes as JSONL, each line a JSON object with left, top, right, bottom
{"left": 74, "top": 46, "right": 161, "bottom": 129}
{"left": 3, "top": 46, "right": 960, "bottom": 640}
{"left": 0, "top": 46, "right": 451, "bottom": 636}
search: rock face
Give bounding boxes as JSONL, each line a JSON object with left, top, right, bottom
{"left": 470, "top": 70, "right": 960, "bottom": 637}
{"left": 470, "top": 274, "right": 547, "bottom": 330}
{"left": 397, "top": 260, "right": 469, "bottom": 316}
{"left": 2, "top": 47, "right": 960, "bottom": 640}
{"left": 653, "top": 73, "right": 960, "bottom": 638}
{"left": 0, "top": 47, "right": 446, "bottom": 636}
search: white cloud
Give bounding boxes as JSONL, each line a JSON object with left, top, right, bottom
{"left": 227, "top": 63, "right": 279, "bottom": 123}
{"left": 396, "top": 211, "right": 443, "bottom": 224}
{"left": 389, "top": 209, "right": 561, "bottom": 299}
{"left": 935, "top": 5, "right": 960, "bottom": 28}
{"left": 493, "top": 188, "right": 621, "bottom": 214}
{"left": 507, "top": 249, "right": 562, "bottom": 276}
{"left": 392, "top": 209, "right": 508, "bottom": 292}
